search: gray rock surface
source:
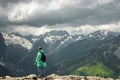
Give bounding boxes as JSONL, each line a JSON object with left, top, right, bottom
{"left": 0, "top": 74, "right": 116, "bottom": 80}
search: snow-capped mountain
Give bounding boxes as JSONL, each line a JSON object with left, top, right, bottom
{"left": 49, "top": 30, "right": 120, "bottom": 77}
{"left": 42, "top": 30, "right": 119, "bottom": 47}
{"left": 87, "top": 30, "right": 120, "bottom": 40}
{"left": 1, "top": 30, "right": 115, "bottom": 52}
{"left": 42, "top": 30, "right": 86, "bottom": 49}
{"left": 2, "top": 32, "right": 32, "bottom": 50}
{"left": 44, "top": 30, "right": 68, "bottom": 44}
{"left": 0, "top": 30, "right": 120, "bottom": 77}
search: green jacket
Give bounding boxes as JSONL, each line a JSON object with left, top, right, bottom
{"left": 35, "top": 50, "right": 46, "bottom": 68}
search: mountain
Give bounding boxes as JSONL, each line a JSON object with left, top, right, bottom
{"left": 0, "top": 30, "right": 120, "bottom": 78}
{"left": 49, "top": 30, "right": 120, "bottom": 78}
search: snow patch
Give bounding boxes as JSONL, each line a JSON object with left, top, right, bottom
{"left": 31, "top": 38, "right": 39, "bottom": 43}
{"left": 44, "top": 35, "right": 66, "bottom": 43}
{"left": 0, "top": 62, "right": 5, "bottom": 66}
{"left": 2, "top": 32, "right": 32, "bottom": 49}
{"left": 76, "top": 36, "right": 82, "bottom": 41}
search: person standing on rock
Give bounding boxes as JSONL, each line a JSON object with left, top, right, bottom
{"left": 35, "top": 46, "right": 46, "bottom": 77}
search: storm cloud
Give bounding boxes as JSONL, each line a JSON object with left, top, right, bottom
{"left": 0, "top": 0, "right": 120, "bottom": 35}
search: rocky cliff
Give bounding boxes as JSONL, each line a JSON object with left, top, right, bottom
{"left": 0, "top": 74, "right": 116, "bottom": 80}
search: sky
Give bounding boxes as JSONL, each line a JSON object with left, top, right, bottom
{"left": 0, "top": 0, "right": 120, "bottom": 36}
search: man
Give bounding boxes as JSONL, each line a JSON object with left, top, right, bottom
{"left": 35, "top": 46, "right": 46, "bottom": 77}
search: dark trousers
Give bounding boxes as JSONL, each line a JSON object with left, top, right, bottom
{"left": 37, "top": 67, "right": 45, "bottom": 77}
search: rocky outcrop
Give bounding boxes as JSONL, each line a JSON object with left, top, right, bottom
{"left": 0, "top": 74, "right": 116, "bottom": 80}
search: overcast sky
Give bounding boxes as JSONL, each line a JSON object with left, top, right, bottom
{"left": 0, "top": 0, "right": 120, "bottom": 35}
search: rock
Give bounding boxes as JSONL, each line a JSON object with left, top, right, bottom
{"left": 26, "top": 74, "right": 37, "bottom": 78}
{"left": 45, "top": 76, "right": 54, "bottom": 80}
{"left": 5, "top": 75, "right": 12, "bottom": 79}
{"left": 0, "top": 77, "right": 4, "bottom": 79}
{"left": 0, "top": 74, "right": 117, "bottom": 80}
{"left": 21, "top": 74, "right": 37, "bottom": 80}
{"left": 46, "top": 74, "right": 115, "bottom": 80}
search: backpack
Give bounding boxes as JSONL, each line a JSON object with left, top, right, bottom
{"left": 41, "top": 52, "right": 46, "bottom": 62}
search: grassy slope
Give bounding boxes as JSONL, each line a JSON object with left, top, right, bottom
{"left": 72, "top": 62, "right": 114, "bottom": 77}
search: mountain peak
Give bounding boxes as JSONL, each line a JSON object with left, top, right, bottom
{"left": 1, "top": 32, "right": 32, "bottom": 49}
{"left": 45, "top": 30, "right": 69, "bottom": 36}
{"left": 87, "top": 30, "right": 118, "bottom": 40}
{"left": 89, "top": 30, "right": 109, "bottom": 36}
{"left": 44, "top": 30, "right": 68, "bottom": 43}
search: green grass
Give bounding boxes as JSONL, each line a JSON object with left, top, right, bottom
{"left": 72, "top": 62, "right": 114, "bottom": 77}
{"left": 117, "top": 66, "right": 120, "bottom": 69}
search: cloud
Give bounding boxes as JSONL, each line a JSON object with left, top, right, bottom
{"left": 0, "top": 0, "right": 120, "bottom": 35}
{"left": 56, "top": 22, "right": 120, "bottom": 35}
{"left": 12, "top": 25, "right": 52, "bottom": 36}
{"left": 1, "top": 0, "right": 119, "bottom": 26}
{"left": 2, "top": 21, "right": 120, "bottom": 36}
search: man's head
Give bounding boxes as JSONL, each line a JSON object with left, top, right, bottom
{"left": 38, "top": 46, "right": 42, "bottom": 50}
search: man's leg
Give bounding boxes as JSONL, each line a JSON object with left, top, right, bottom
{"left": 41, "top": 67, "right": 45, "bottom": 77}
{"left": 37, "top": 68, "right": 42, "bottom": 77}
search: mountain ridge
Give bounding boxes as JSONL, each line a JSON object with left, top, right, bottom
{"left": 0, "top": 30, "right": 120, "bottom": 78}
